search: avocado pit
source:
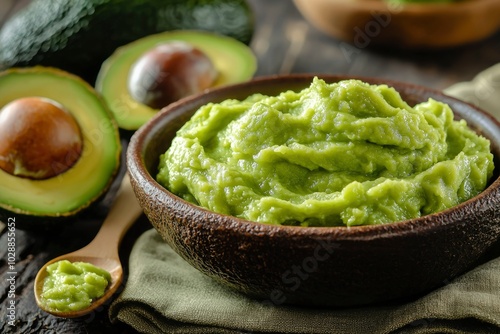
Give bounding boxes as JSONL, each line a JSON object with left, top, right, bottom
{"left": 127, "top": 41, "right": 218, "bottom": 109}
{"left": 0, "top": 97, "right": 83, "bottom": 179}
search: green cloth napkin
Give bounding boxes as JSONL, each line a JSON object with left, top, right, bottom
{"left": 109, "top": 229, "right": 500, "bottom": 334}
{"left": 110, "top": 67, "right": 500, "bottom": 333}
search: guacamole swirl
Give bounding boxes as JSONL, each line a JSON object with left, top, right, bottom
{"left": 40, "top": 260, "right": 111, "bottom": 312}
{"left": 157, "top": 78, "right": 494, "bottom": 226}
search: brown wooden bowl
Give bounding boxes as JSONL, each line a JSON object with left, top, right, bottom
{"left": 293, "top": 0, "right": 500, "bottom": 49}
{"left": 127, "top": 74, "right": 500, "bottom": 307}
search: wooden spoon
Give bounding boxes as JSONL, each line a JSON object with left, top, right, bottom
{"left": 34, "top": 174, "right": 143, "bottom": 318}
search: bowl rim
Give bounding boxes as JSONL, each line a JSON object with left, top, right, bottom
{"left": 127, "top": 73, "right": 500, "bottom": 240}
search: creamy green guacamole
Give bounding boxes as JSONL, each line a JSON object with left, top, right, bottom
{"left": 157, "top": 78, "right": 494, "bottom": 227}
{"left": 41, "top": 260, "right": 111, "bottom": 312}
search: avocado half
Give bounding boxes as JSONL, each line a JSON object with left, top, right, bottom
{"left": 95, "top": 30, "right": 257, "bottom": 130}
{"left": 0, "top": 0, "right": 254, "bottom": 84}
{"left": 0, "top": 67, "right": 121, "bottom": 226}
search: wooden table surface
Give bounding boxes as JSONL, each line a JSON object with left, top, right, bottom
{"left": 1, "top": 0, "right": 499, "bottom": 333}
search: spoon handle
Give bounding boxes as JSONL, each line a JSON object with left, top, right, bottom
{"left": 83, "top": 173, "right": 143, "bottom": 258}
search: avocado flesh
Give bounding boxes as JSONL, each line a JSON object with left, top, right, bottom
{"left": 95, "top": 30, "right": 257, "bottom": 130}
{"left": 0, "top": 0, "right": 254, "bottom": 84}
{"left": 0, "top": 68, "right": 121, "bottom": 217}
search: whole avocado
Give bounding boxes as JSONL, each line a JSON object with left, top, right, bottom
{"left": 0, "top": 0, "right": 254, "bottom": 83}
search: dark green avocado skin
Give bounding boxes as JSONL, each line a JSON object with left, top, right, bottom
{"left": 0, "top": 0, "right": 254, "bottom": 83}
